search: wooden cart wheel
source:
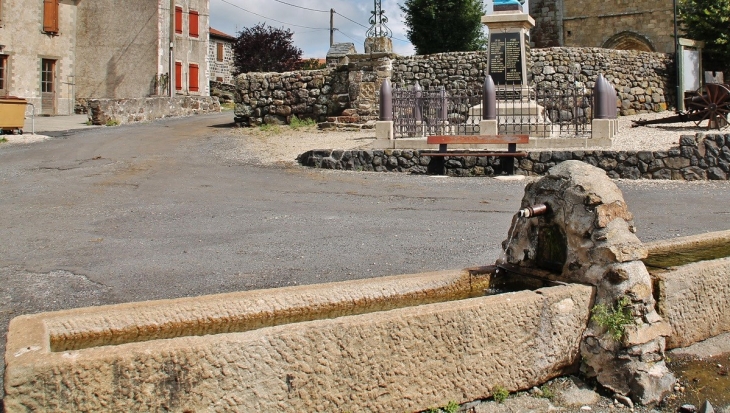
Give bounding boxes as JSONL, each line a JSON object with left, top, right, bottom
{"left": 685, "top": 83, "right": 730, "bottom": 130}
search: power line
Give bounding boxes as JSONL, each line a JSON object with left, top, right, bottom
{"left": 218, "top": 0, "right": 329, "bottom": 30}
{"left": 271, "top": 0, "right": 329, "bottom": 13}
{"left": 334, "top": 11, "right": 368, "bottom": 29}
{"left": 335, "top": 28, "right": 359, "bottom": 43}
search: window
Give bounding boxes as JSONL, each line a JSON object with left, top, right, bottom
{"left": 174, "top": 6, "right": 182, "bottom": 34}
{"left": 41, "top": 59, "right": 55, "bottom": 93}
{"left": 0, "top": 55, "right": 7, "bottom": 94}
{"left": 43, "top": 0, "right": 59, "bottom": 33}
{"left": 175, "top": 62, "right": 182, "bottom": 90}
{"left": 216, "top": 43, "right": 224, "bottom": 62}
{"left": 189, "top": 64, "right": 199, "bottom": 92}
{"left": 189, "top": 10, "right": 199, "bottom": 37}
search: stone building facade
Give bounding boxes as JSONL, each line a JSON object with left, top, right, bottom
{"left": 0, "top": 0, "right": 210, "bottom": 116}
{"left": 77, "top": 0, "right": 210, "bottom": 99}
{"left": 208, "top": 27, "right": 235, "bottom": 84}
{"left": 529, "top": 0, "right": 675, "bottom": 54}
{"left": 0, "top": 0, "right": 79, "bottom": 115}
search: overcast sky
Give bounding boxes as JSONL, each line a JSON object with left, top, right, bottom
{"left": 208, "top": 0, "right": 527, "bottom": 58}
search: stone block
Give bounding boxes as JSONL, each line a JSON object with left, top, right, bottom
{"left": 592, "top": 118, "right": 615, "bottom": 139}
{"left": 646, "top": 230, "right": 730, "bottom": 348}
{"left": 4, "top": 275, "right": 593, "bottom": 412}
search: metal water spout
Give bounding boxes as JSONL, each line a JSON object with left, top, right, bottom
{"left": 518, "top": 203, "right": 548, "bottom": 218}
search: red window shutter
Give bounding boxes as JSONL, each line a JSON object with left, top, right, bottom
{"left": 189, "top": 11, "right": 199, "bottom": 37}
{"left": 175, "top": 6, "right": 182, "bottom": 34}
{"left": 216, "top": 43, "right": 224, "bottom": 62}
{"left": 43, "top": 0, "right": 59, "bottom": 33}
{"left": 175, "top": 62, "right": 182, "bottom": 91}
{"left": 189, "top": 64, "right": 199, "bottom": 92}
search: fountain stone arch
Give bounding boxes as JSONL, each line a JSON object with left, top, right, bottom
{"left": 498, "top": 160, "right": 674, "bottom": 405}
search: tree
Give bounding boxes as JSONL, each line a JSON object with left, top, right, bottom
{"left": 400, "top": 0, "right": 486, "bottom": 55}
{"left": 678, "top": 0, "right": 730, "bottom": 73}
{"left": 233, "top": 23, "right": 303, "bottom": 74}
{"left": 301, "top": 58, "right": 327, "bottom": 70}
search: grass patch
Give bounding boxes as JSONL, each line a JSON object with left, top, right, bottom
{"left": 221, "top": 101, "right": 235, "bottom": 111}
{"left": 105, "top": 119, "right": 120, "bottom": 127}
{"left": 537, "top": 385, "right": 555, "bottom": 400}
{"left": 426, "top": 401, "right": 459, "bottom": 413}
{"left": 289, "top": 115, "right": 316, "bottom": 130}
{"left": 492, "top": 385, "right": 509, "bottom": 403}
{"left": 0, "top": 137, "right": 8, "bottom": 143}
{"left": 591, "top": 296, "right": 633, "bottom": 341}
{"left": 259, "top": 123, "right": 281, "bottom": 133}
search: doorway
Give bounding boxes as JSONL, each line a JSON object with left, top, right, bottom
{"left": 41, "top": 59, "right": 56, "bottom": 115}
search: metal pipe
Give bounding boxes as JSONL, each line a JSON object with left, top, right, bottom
{"left": 518, "top": 203, "right": 548, "bottom": 218}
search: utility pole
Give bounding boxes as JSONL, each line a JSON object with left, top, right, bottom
{"left": 330, "top": 9, "right": 334, "bottom": 46}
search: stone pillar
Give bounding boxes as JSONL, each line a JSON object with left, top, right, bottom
{"left": 346, "top": 53, "right": 396, "bottom": 122}
{"left": 364, "top": 37, "right": 393, "bottom": 54}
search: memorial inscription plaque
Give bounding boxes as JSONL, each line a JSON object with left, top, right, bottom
{"left": 487, "top": 32, "right": 524, "bottom": 85}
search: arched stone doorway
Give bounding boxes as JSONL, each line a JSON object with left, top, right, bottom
{"left": 602, "top": 31, "right": 656, "bottom": 52}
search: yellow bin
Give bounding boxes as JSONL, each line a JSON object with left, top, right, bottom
{"left": 0, "top": 96, "right": 27, "bottom": 134}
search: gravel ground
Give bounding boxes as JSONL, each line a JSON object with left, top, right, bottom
{"left": 219, "top": 112, "right": 719, "bottom": 165}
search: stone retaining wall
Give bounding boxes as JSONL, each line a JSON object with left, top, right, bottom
{"left": 86, "top": 96, "right": 220, "bottom": 125}
{"left": 298, "top": 134, "right": 730, "bottom": 180}
{"left": 234, "top": 48, "right": 674, "bottom": 125}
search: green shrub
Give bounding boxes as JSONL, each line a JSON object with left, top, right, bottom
{"left": 443, "top": 400, "right": 459, "bottom": 413}
{"left": 591, "top": 296, "right": 633, "bottom": 341}
{"left": 492, "top": 385, "right": 509, "bottom": 403}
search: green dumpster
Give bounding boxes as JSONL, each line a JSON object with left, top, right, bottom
{"left": 0, "top": 96, "right": 27, "bottom": 134}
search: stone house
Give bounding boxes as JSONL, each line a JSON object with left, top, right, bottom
{"left": 0, "top": 0, "right": 209, "bottom": 116}
{"left": 0, "top": 0, "right": 79, "bottom": 115}
{"left": 529, "top": 0, "right": 675, "bottom": 54}
{"left": 208, "top": 27, "right": 235, "bottom": 84}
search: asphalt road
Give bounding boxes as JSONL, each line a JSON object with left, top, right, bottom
{"left": 2, "top": 111, "right": 730, "bottom": 399}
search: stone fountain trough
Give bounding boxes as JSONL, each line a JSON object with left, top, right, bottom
{"left": 644, "top": 230, "right": 730, "bottom": 349}
{"left": 4, "top": 161, "right": 730, "bottom": 412}
{"left": 4, "top": 269, "right": 592, "bottom": 412}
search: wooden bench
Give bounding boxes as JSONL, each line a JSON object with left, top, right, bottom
{"left": 422, "top": 134, "right": 530, "bottom": 175}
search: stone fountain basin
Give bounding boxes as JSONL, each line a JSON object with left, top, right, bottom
{"left": 644, "top": 229, "right": 730, "bottom": 349}
{"left": 4, "top": 268, "right": 593, "bottom": 412}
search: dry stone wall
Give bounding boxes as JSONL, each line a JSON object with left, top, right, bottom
{"left": 298, "top": 134, "right": 730, "bottom": 181}
{"left": 234, "top": 48, "right": 675, "bottom": 125}
{"left": 233, "top": 69, "right": 349, "bottom": 126}
{"left": 86, "top": 96, "right": 220, "bottom": 125}
{"left": 531, "top": 48, "right": 674, "bottom": 114}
